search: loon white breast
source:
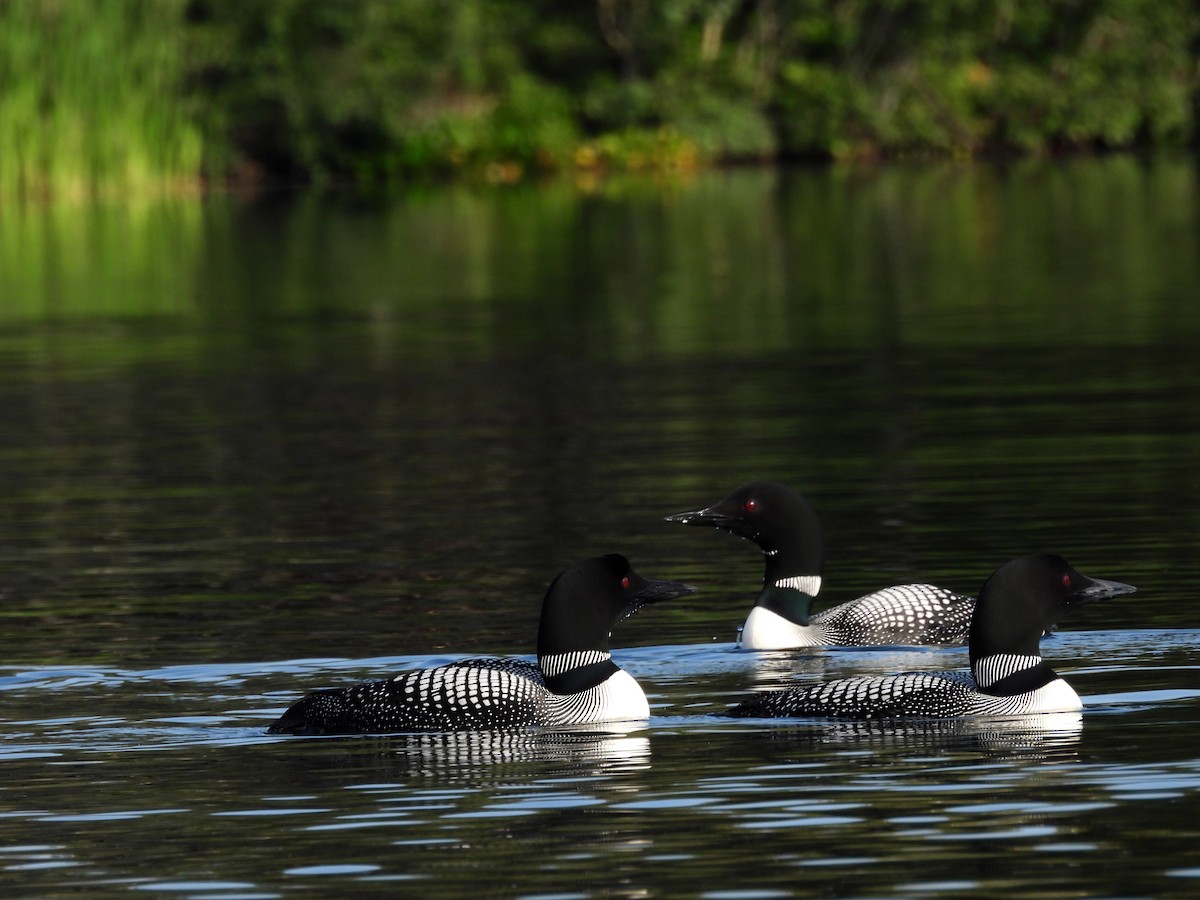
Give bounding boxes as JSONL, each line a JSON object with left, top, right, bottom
{"left": 666, "top": 481, "right": 975, "bottom": 649}
{"left": 267, "top": 555, "right": 696, "bottom": 735}
{"left": 721, "top": 554, "right": 1135, "bottom": 720}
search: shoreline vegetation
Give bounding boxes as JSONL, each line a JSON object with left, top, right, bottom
{"left": 1, "top": 0, "right": 1197, "bottom": 201}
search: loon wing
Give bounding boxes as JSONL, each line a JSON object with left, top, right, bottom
{"left": 448, "top": 656, "right": 543, "bottom": 683}
{"left": 723, "top": 671, "right": 980, "bottom": 720}
{"left": 267, "top": 659, "right": 546, "bottom": 735}
{"left": 812, "top": 585, "right": 975, "bottom": 646}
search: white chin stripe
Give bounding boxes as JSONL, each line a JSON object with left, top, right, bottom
{"left": 973, "top": 653, "right": 1044, "bottom": 689}
{"left": 774, "top": 575, "right": 821, "bottom": 596}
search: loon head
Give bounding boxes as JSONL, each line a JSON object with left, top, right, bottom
{"left": 536, "top": 554, "right": 696, "bottom": 659}
{"left": 968, "top": 554, "right": 1136, "bottom": 667}
{"left": 665, "top": 481, "right": 825, "bottom": 587}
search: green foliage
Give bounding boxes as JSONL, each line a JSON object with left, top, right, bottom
{"left": 0, "top": 0, "right": 204, "bottom": 200}
{"left": 577, "top": 126, "right": 702, "bottom": 171}
{"left": 1, "top": 0, "right": 1198, "bottom": 195}
{"left": 771, "top": 0, "right": 1197, "bottom": 158}
{"left": 376, "top": 74, "right": 580, "bottom": 182}
{"left": 980, "top": 0, "right": 1195, "bottom": 151}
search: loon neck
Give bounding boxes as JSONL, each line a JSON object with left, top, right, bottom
{"left": 761, "top": 541, "right": 824, "bottom": 591}
{"left": 972, "top": 653, "right": 1059, "bottom": 696}
{"left": 538, "top": 650, "right": 619, "bottom": 695}
{"left": 754, "top": 584, "right": 819, "bottom": 626}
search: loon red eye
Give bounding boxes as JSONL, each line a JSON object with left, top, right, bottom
{"left": 621, "top": 576, "right": 631, "bottom": 589}
{"left": 744, "top": 499, "right": 758, "bottom": 512}
{"left": 1062, "top": 574, "right": 1072, "bottom": 587}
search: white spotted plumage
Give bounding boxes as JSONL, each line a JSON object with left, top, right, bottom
{"left": 271, "top": 652, "right": 653, "bottom": 734}
{"left": 726, "top": 665, "right": 1080, "bottom": 720}
{"left": 724, "top": 555, "right": 1137, "bottom": 721}
{"left": 266, "top": 554, "right": 694, "bottom": 736}
{"left": 809, "top": 584, "right": 975, "bottom": 645}
{"left": 739, "top": 583, "right": 974, "bottom": 649}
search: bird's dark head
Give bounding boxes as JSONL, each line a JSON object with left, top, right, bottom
{"left": 536, "top": 554, "right": 696, "bottom": 657}
{"left": 665, "top": 481, "right": 824, "bottom": 583}
{"left": 969, "top": 553, "right": 1136, "bottom": 664}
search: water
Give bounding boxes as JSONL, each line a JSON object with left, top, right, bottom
{"left": 2, "top": 157, "right": 1200, "bottom": 897}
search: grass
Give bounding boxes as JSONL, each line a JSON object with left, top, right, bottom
{"left": 0, "top": 0, "right": 205, "bottom": 201}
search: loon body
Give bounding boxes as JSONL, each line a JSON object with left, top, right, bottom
{"left": 666, "top": 481, "right": 974, "bottom": 649}
{"left": 267, "top": 555, "right": 695, "bottom": 735}
{"left": 723, "top": 554, "right": 1135, "bottom": 720}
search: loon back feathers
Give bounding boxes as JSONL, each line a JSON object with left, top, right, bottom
{"left": 666, "top": 481, "right": 975, "bottom": 647}
{"left": 265, "top": 657, "right": 650, "bottom": 735}
{"left": 723, "top": 554, "right": 1136, "bottom": 721}
{"left": 728, "top": 671, "right": 981, "bottom": 719}
{"left": 267, "top": 555, "right": 696, "bottom": 736}
{"left": 723, "top": 668, "right": 1082, "bottom": 720}
{"left": 267, "top": 658, "right": 545, "bottom": 735}
{"left": 811, "top": 584, "right": 974, "bottom": 646}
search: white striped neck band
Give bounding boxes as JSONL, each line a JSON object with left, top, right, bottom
{"left": 973, "top": 653, "right": 1044, "bottom": 689}
{"left": 538, "top": 650, "right": 612, "bottom": 678}
{"left": 773, "top": 575, "right": 822, "bottom": 596}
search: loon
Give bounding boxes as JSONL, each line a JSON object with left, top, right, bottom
{"left": 722, "top": 554, "right": 1135, "bottom": 720}
{"left": 267, "top": 555, "right": 695, "bottom": 735}
{"left": 666, "top": 481, "right": 975, "bottom": 649}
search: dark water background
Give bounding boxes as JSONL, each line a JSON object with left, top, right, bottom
{"left": 2, "top": 157, "right": 1200, "bottom": 897}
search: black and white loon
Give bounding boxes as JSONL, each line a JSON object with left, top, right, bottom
{"left": 722, "top": 554, "right": 1135, "bottom": 720}
{"left": 267, "top": 555, "right": 695, "bottom": 735}
{"left": 666, "top": 481, "right": 975, "bottom": 649}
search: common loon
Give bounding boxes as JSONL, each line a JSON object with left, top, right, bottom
{"left": 666, "top": 481, "right": 975, "bottom": 649}
{"left": 267, "top": 555, "right": 695, "bottom": 735}
{"left": 721, "top": 554, "right": 1135, "bottom": 720}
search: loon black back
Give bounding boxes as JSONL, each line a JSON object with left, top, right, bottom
{"left": 267, "top": 555, "right": 695, "bottom": 735}
{"left": 267, "top": 658, "right": 545, "bottom": 735}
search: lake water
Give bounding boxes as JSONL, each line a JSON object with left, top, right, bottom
{"left": 2, "top": 156, "right": 1199, "bottom": 897}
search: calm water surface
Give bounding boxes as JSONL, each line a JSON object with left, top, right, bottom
{"left": 2, "top": 158, "right": 1200, "bottom": 897}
